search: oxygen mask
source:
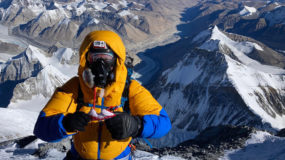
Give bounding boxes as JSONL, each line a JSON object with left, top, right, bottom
{"left": 82, "top": 41, "right": 116, "bottom": 88}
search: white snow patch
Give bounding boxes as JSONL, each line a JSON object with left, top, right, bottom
{"left": 88, "top": 18, "right": 100, "bottom": 25}
{"left": 199, "top": 39, "right": 220, "bottom": 51}
{"left": 0, "top": 53, "right": 14, "bottom": 62}
{"left": 253, "top": 43, "right": 263, "bottom": 51}
{"left": 0, "top": 108, "right": 39, "bottom": 142}
{"left": 274, "top": 2, "right": 281, "bottom": 8}
{"left": 75, "top": 2, "right": 87, "bottom": 16}
{"left": 119, "top": 10, "right": 132, "bottom": 16}
{"left": 92, "top": 2, "right": 108, "bottom": 11}
{"left": 119, "top": 0, "right": 128, "bottom": 7}
{"left": 156, "top": 90, "right": 199, "bottom": 147}
{"left": 118, "top": 9, "right": 140, "bottom": 20}
{"left": 43, "top": 10, "right": 61, "bottom": 21}
{"left": 240, "top": 6, "right": 257, "bottom": 16}
{"left": 192, "top": 29, "right": 211, "bottom": 43}
{"left": 163, "top": 57, "right": 202, "bottom": 87}
{"left": 50, "top": 48, "right": 78, "bottom": 78}
{"left": 28, "top": 3, "right": 45, "bottom": 15}
{"left": 54, "top": 48, "right": 74, "bottom": 62}
{"left": 111, "top": 3, "right": 119, "bottom": 10}
{"left": 8, "top": 95, "right": 50, "bottom": 112}
{"left": 133, "top": 15, "right": 139, "bottom": 20}
{"left": 134, "top": 150, "right": 186, "bottom": 159}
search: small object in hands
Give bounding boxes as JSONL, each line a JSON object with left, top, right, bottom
{"left": 89, "top": 108, "right": 115, "bottom": 121}
{"left": 62, "top": 112, "right": 90, "bottom": 132}
{"left": 105, "top": 112, "right": 142, "bottom": 140}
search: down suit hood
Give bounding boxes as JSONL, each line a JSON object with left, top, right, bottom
{"left": 78, "top": 30, "right": 128, "bottom": 106}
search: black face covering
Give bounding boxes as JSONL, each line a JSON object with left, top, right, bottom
{"left": 89, "top": 58, "right": 115, "bottom": 88}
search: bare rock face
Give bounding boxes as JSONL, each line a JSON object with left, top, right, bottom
{"left": 0, "top": 40, "right": 25, "bottom": 54}
{"left": 255, "top": 18, "right": 267, "bottom": 31}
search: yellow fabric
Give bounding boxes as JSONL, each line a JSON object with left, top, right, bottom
{"left": 129, "top": 80, "right": 162, "bottom": 116}
{"left": 41, "top": 30, "right": 163, "bottom": 159}
{"left": 78, "top": 30, "right": 127, "bottom": 107}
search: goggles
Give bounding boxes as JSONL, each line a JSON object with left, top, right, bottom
{"left": 87, "top": 52, "right": 115, "bottom": 64}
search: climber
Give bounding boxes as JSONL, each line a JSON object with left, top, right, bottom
{"left": 33, "top": 30, "right": 171, "bottom": 160}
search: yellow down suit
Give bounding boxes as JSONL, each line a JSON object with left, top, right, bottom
{"left": 34, "top": 31, "right": 171, "bottom": 159}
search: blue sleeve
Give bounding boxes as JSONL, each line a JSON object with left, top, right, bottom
{"left": 140, "top": 108, "right": 171, "bottom": 138}
{"left": 33, "top": 111, "right": 71, "bottom": 142}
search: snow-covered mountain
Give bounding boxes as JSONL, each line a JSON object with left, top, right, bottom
{"left": 1, "top": 0, "right": 285, "bottom": 159}
{"left": 0, "top": 0, "right": 196, "bottom": 54}
{"left": 179, "top": 0, "right": 285, "bottom": 50}
{"left": 0, "top": 44, "right": 78, "bottom": 143}
{"left": 0, "top": 45, "right": 77, "bottom": 108}
{"left": 151, "top": 26, "right": 285, "bottom": 147}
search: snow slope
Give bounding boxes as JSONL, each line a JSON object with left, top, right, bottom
{"left": 152, "top": 26, "right": 285, "bottom": 147}
{"left": 0, "top": 108, "right": 38, "bottom": 142}
{"left": 202, "top": 27, "right": 285, "bottom": 129}
{"left": 221, "top": 131, "right": 285, "bottom": 160}
{"left": 0, "top": 45, "right": 77, "bottom": 142}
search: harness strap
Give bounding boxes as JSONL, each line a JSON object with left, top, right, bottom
{"left": 82, "top": 97, "right": 128, "bottom": 111}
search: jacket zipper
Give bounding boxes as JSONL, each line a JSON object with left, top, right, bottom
{"left": 97, "top": 121, "right": 102, "bottom": 159}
